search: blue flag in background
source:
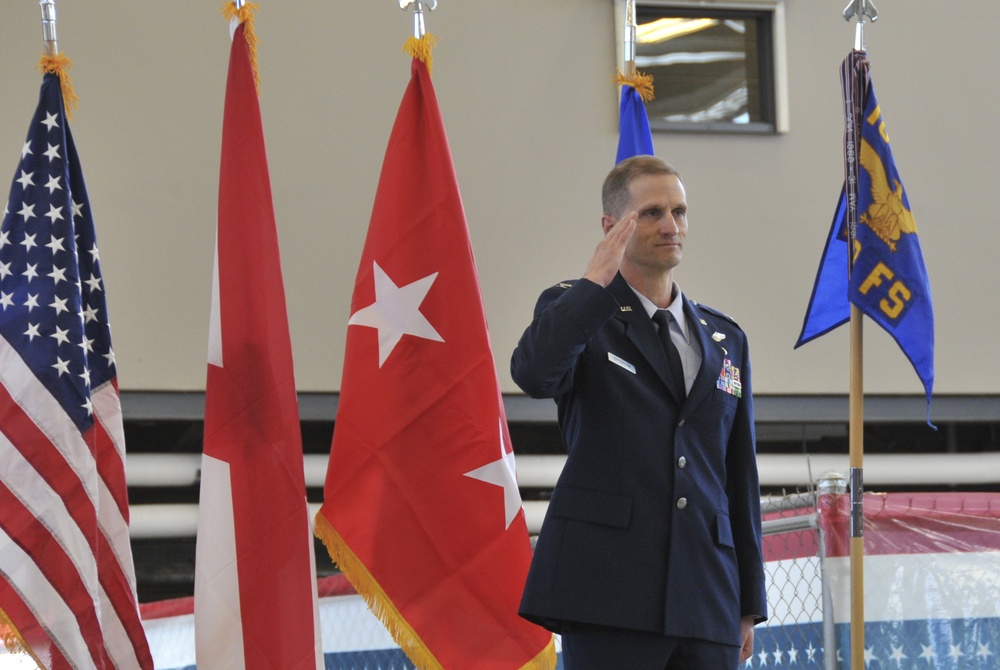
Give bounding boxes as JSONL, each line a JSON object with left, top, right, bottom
{"left": 615, "top": 83, "right": 654, "bottom": 163}
{"left": 797, "top": 52, "right": 934, "bottom": 415}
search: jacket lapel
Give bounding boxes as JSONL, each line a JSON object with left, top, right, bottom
{"left": 684, "top": 298, "right": 722, "bottom": 410}
{"left": 607, "top": 274, "right": 685, "bottom": 403}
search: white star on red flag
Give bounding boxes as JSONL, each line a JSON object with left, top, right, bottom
{"left": 464, "top": 419, "right": 523, "bottom": 529}
{"left": 347, "top": 261, "right": 444, "bottom": 367}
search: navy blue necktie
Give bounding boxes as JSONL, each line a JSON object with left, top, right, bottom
{"left": 652, "top": 311, "right": 686, "bottom": 402}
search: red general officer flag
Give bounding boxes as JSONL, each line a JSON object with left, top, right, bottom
{"left": 315, "top": 40, "right": 555, "bottom": 670}
{"left": 194, "top": 7, "right": 322, "bottom": 669}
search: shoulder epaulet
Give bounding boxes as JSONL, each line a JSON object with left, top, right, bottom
{"left": 691, "top": 299, "right": 741, "bottom": 328}
{"left": 554, "top": 280, "right": 576, "bottom": 290}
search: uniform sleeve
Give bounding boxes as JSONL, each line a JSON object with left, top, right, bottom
{"left": 726, "top": 332, "right": 769, "bottom": 623}
{"left": 510, "top": 279, "right": 620, "bottom": 399}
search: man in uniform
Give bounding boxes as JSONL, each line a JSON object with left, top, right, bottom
{"left": 512, "top": 155, "right": 767, "bottom": 669}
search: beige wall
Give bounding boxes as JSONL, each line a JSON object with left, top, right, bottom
{"left": 0, "top": 1, "right": 995, "bottom": 396}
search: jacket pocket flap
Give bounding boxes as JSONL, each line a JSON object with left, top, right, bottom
{"left": 715, "top": 511, "right": 735, "bottom": 548}
{"left": 548, "top": 487, "right": 632, "bottom": 528}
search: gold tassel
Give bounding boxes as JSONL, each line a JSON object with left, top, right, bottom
{"left": 0, "top": 608, "right": 45, "bottom": 670}
{"left": 613, "top": 69, "right": 655, "bottom": 103}
{"left": 37, "top": 53, "right": 79, "bottom": 121}
{"left": 314, "top": 512, "right": 444, "bottom": 669}
{"left": 221, "top": 1, "right": 261, "bottom": 96}
{"left": 403, "top": 33, "right": 439, "bottom": 76}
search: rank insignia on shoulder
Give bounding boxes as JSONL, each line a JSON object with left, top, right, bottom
{"left": 696, "top": 303, "right": 740, "bottom": 328}
{"left": 556, "top": 282, "right": 574, "bottom": 289}
{"left": 716, "top": 358, "right": 742, "bottom": 397}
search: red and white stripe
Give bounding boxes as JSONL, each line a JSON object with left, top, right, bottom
{"left": 0, "top": 337, "right": 151, "bottom": 668}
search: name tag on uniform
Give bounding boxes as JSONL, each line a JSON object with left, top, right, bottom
{"left": 608, "top": 352, "right": 636, "bottom": 374}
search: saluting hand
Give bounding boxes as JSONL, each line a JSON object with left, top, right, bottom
{"left": 582, "top": 211, "right": 636, "bottom": 288}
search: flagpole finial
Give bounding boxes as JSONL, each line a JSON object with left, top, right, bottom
{"left": 843, "top": 0, "right": 878, "bottom": 50}
{"left": 614, "top": 0, "right": 653, "bottom": 103}
{"left": 37, "top": 0, "right": 79, "bottom": 119}
{"left": 623, "top": 0, "right": 637, "bottom": 77}
{"left": 39, "top": 0, "right": 58, "bottom": 56}
{"left": 399, "top": 0, "right": 436, "bottom": 40}
{"left": 222, "top": 2, "right": 261, "bottom": 96}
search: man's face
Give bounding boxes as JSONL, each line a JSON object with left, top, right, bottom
{"left": 616, "top": 173, "right": 688, "bottom": 276}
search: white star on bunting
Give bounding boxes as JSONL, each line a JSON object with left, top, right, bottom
{"left": 348, "top": 261, "right": 443, "bottom": 367}
{"left": 888, "top": 644, "right": 906, "bottom": 663}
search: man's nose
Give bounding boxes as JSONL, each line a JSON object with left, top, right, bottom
{"left": 660, "top": 214, "right": 679, "bottom": 235}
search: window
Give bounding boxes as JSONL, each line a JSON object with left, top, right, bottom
{"left": 617, "top": 1, "right": 788, "bottom": 134}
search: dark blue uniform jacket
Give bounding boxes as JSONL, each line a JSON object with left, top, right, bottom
{"left": 512, "top": 273, "right": 768, "bottom": 646}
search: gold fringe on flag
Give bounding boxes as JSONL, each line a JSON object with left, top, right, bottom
{"left": 403, "top": 33, "right": 439, "bottom": 76}
{"left": 37, "top": 53, "right": 79, "bottom": 120}
{"left": 526, "top": 637, "right": 559, "bottom": 670}
{"left": 221, "top": 1, "right": 261, "bottom": 96}
{"left": 613, "top": 69, "right": 655, "bottom": 102}
{"left": 315, "top": 512, "right": 444, "bottom": 670}
{"left": 315, "top": 512, "right": 558, "bottom": 670}
{"left": 0, "top": 607, "right": 45, "bottom": 670}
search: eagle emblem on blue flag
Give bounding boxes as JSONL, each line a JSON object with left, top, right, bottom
{"left": 859, "top": 130, "right": 917, "bottom": 252}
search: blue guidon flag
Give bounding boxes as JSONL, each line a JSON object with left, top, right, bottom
{"left": 796, "top": 51, "right": 934, "bottom": 420}
{"left": 616, "top": 79, "right": 655, "bottom": 164}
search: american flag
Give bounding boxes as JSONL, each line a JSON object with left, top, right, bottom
{"left": 0, "top": 73, "right": 152, "bottom": 668}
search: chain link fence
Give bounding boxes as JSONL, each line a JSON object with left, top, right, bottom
{"left": 755, "top": 488, "right": 834, "bottom": 669}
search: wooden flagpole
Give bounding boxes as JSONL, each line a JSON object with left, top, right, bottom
{"left": 849, "top": 304, "right": 864, "bottom": 670}
{"left": 842, "top": 2, "right": 878, "bottom": 667}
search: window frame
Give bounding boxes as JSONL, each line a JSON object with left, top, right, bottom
{"left": 613, "top": 0, "right": 789, "bottom": 135}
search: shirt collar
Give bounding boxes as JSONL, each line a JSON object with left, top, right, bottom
{"left": 628, "top": 282, "right": 692, "bottom": 344}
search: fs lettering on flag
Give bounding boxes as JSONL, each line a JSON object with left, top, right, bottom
{"left": 796, "top": 51, "right": 934, "bottom": 412}
{"left": 0, "top": 72, "right": 153, "bottom": 668}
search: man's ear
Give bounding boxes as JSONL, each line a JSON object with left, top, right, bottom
{"left": 600, "top": 215, "right": 616, "bottom": 235}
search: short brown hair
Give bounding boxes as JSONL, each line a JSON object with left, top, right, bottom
{"left": 601, "top": 155, "right": 681, "bottom": 218}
